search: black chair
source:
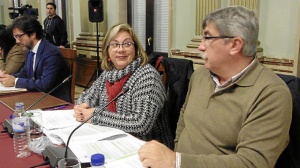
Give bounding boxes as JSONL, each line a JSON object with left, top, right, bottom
{"left": 275, "top": 74, "right": 300, "bottom": 168}
{"left": 149, "top": 53, "right": 194, "bottom": 142}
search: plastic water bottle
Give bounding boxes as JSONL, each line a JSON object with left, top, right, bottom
{"left": 90, "top": 153, "right": 105, "bottom": 167}
{"left": 12, "top": 102, "right": 31, "bottom": 158}
{"left": 13, "top": 102, "right": 25, "bottom": 118}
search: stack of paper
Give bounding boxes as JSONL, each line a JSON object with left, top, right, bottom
{"left": 40, "top": 109, "right": 144, "bottom": 167}
{"left": 0, "top": 83, "right": 27, "bottom": 95}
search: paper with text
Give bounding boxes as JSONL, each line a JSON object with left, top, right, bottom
{"left": 46, "top": 124, "right": 127, "bottom": 145}
{"left": 41, "top": 109, "right": 80, "bottom": 130}
{"left": 70, "top": 134, "right": 145, "bottom": 164}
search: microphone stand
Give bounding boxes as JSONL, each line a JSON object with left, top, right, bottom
{"left": 25, "top": 75, "right": 72, "bottom": 112}
{"left": 85, "top": 21, "right": 101, "bottom": 90}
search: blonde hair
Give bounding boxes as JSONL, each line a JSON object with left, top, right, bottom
{"left": 101, "top": 23, "right": 148, "bottom": 70}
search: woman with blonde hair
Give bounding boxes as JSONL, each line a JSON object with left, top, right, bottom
{"left": 74, "top": 23, "right": 172, "bottom": 148}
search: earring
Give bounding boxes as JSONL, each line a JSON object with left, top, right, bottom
{"left": 108, "top": 58, "right": 111, "bottom": 62}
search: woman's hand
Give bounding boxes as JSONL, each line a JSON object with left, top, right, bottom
{"left": 73, "top": 103, "right": 95, "bottom": 123}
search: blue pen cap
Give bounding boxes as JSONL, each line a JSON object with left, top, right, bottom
{"left": 91, "top": 153, "right": 105, "bottom": 166}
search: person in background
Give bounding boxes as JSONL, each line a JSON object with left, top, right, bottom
{"left": 43, "top": 2, "right": 68, "bottom": 48}
{"left": 0, "top": 16, "right": 71, "bottom": 103}
{"left": 138, "top": 6, "right": 292, "bottom": 168}
{"left": 0, "top": 24, "right": 26, "bottom": 74}
{"left": 73, "top": 23, "right": 173, "bottom": 148}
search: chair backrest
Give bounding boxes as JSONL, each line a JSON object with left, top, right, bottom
{"left": 153, "top": 56, "right": 194, "bottom": 143}
{"left": 162, "top": 57, "right": 194, "bottom": 139}
{"left": 60, "top": 48, "right": 77, "bottom": 103}
{"left": 275, "top": 74, "right": 300, "bottom": 168}
{"left": 155, "top": 56, "right": 167, "bottom": 89}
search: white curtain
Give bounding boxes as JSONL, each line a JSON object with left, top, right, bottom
{"left": 131, "top": 0, "right": 169, "bottom": 53}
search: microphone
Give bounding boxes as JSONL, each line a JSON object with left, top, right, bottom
{"left": 25, "top": 75, "right": 72, "bottom": 112}
{"left": 42, "top": 87, "right": 129, "bottom": 167}
{"left": 2, "top": 75, "right": 72, "bottom": 137}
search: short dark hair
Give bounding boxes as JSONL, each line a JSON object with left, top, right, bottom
{"left": 46, "top": 2, "right": 56, "bottom": 10}
{"left": 10, "top": 16, "right": 44, "bottom": 40}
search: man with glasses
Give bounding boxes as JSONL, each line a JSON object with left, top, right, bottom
{"left": 138, "top": 6, "right": 292, "bottom": 168}
{"left": 0, "top": 16, "right": 71, "bottom": 103}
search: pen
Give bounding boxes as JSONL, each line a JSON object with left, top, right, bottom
{"left": 52, "top": 105, "right": 66, "bottom": 110}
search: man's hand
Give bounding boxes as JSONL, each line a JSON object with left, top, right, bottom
{"left": 0, "top": 74, "right": 16, "bottom": 87}
{"left": 138, "top": 140, "right": 176, "bottom": 168}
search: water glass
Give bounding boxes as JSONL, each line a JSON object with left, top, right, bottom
{"left": 57, "top": 158, "right": 81, "bottom": 168}
{"left": 26, "top": 112, "right": 43, "bottom": 140}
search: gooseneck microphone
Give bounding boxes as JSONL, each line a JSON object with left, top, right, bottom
{"left": 3, "top": 75, "right": 72, "bottom": 137}
{"left": 25, "top": 75, "right": 73, "bottom": 112}
{"left": 64, "top": 87, "right": 129, "bottom": 159}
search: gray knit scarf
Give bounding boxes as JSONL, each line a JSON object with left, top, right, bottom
{"left": 105, "top": 57, "right": 142, "bottom": 83}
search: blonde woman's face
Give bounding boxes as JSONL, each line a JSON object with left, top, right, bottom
{"left": 108, "top": 31, "right": 136, "bottom": 70}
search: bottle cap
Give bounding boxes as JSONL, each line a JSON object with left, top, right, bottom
{"left": 91, "top": 153, "right": 105, "bottom": 166}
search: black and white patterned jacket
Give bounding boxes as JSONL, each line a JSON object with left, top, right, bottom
{"left": 76, "top": 58, "right": 173, "bottom": 147}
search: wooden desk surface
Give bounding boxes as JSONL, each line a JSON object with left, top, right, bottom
{"left": 0, "top": 92, "right": 69, "bottom": 111}
{"left": 0, "top": 92, "right": 73, "bottom": 168}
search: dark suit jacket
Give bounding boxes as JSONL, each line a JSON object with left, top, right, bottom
{"left": 13, "top": 39, "right": 71, "bottom": 102}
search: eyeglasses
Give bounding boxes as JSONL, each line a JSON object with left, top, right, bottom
{"left": 108, "top": 42, "right": 135, "bottom": 50}
{"left": 202, "top": 35, "right": 235, "bottom": 42}
{"left": 13, "top": 33, "right": 25, "bottom": 40}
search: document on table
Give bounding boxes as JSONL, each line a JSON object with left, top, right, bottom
{"left": 45, "top": 123, "right": 127, "bottom": 144}
{"left": 41, "top": 109, "right": 80, "bottom": 130}
{"left": 104, "top": 154, "right": 143, "bottom": 168}
{"left": 0, "top": 83, "right": 27, "bottom": 94}
{"left": 40, "top": 108, "right": 144, "bottom": 167}
{"left": 69, "top": 134, "right": 145, "bottom": 164}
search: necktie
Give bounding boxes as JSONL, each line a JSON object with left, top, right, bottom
{"left": 28, "top": 51, "right": 35, "bottom": 78}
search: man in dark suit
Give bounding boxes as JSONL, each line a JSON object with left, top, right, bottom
{"left": 0, "top": 16, "right": 71, "bottom": 102}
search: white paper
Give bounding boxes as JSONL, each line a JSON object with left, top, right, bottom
{"left": 47, "top": 124, "right": 127, "bottom": 145}
{"left": 0, "top": 83, "right": 27, "bottom": 92}
{"left": 104, "top": 153, "right": 143, "bottom": 168}
{"left": 41, "top": 109, "right": 80, "bottom": 130}
{"left": 70, "top": 134, "right": 145, "bottom": 163}
{"left": 34, "top": 108, "right": 145, "bottom": 166}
